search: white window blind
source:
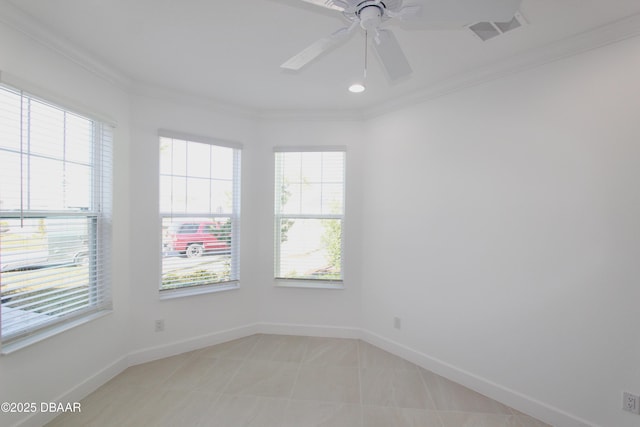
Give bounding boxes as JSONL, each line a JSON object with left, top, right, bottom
{"left": 274, "top": 149, "right": 345, "bottom": 285}
{"left": 0, "top": 84, "right": 112, "bottom": 350}
{"left": 159, "top": 133, "right": 241, "bottom": 294}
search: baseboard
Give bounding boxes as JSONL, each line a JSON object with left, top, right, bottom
{"left": 257, "top": 322, "right": 362, "bottom": 339}
{"left": 126, "top": 323, "right": 360, "bottom": 368}
{"left": 127, "top": 323, "right": 261, "bottom": 366}
{"left": 13, "top": 324, "right": 260, "bottom": 427}
{"left": 114, "top": 322, "right": 361, "bottom": 370}
{"left": 14, "top": 354, "right": 128, "bottom": 427}
{"left": 14, "top": 323, "right": 598, "bottom": 427}
{"left": 360, "top": 329, "right": 598, "bottom": 427}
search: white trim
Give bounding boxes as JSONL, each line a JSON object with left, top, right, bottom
{"left": 4, "top": 0, "right": 640, "bottom": 120}
{"left": 256, "top": 109, "right": 363, "bottom": 122}
{"left": 159, "top": 282, "right": 240, "bottom": 300}
{"left": 0, "top": 71, "right": 118, "bottom": 127}
{"left": 274, "top": 279, "right": 344, "bottom": 290}
{"left": 158, "top": 129, "right": 243, "bottom": 150}
{"left": 360, "top": 329, "right": 599, "bottom": 427}
{"left": 273, "top": 145, "right": 346, "bottom": 153}
{"left": 275, "top": 213, "right": 343, "bottom": 220}
{"left": 133, "top": 82, "right": 258, "bottom": 120}
{"left": 0, "top": 311, "right": 113, "bottom": 355}
{"left": 0, "top": 92, "right": 114, "bottom": 351}
{"left": 158, "top": 138, "right": 241, "bottom": 294}
{"left": 8, "top": 324, "right": 601, "bottom": 427}
{"left": 258, "top": 322, "right": 361, "bottom": 339}
{"left": 362, "top": 12, "right": 640, "bottom": 119}
{"left": 13, "top": 353, "right": 128, "bottom": 427}
{"left": 126, "top": 323, "right": 260, "bottom": 366}
{"left": 273, "top": 150, "right": 346, "bottom": 283}
{"left": 128, "top": 324, "right": 360, "bottom": 367}
{"left": 0, "top": 1, "right": 131, "bottom": 92}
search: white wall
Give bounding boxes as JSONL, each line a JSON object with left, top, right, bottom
{"left": 3, "top": 4, "right": 640, "bottom": 426}
{"left": 0, "top": 15, "right": 367, "bottom": 424}
{"left": 127, "top": 94, "right": 261, "bottom": 355}
{"left": 0, "top": 19, "right": 132, "bottom": 427}
{"left": 254, "top": 118, "right": 365, "bottom": 334}
{"left": 125, "top": 102, "right": 367, "bottom": 355}
{"left": 361, "top": 36, "right": 640, "bottom": 427}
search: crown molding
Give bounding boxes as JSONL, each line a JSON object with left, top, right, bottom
{"left": 362, "top": 12, "right": 640, "bottom": 119}
{"left": 3, "top": 0, "right": 640, "bottom": 122}
{"left": 261, "top": 12, "right": 640, "bottom": 121}
{"left": 131, "top": 82, "right": 260, "bottom": 120}
{"left": 256, "top": 107, "right": 364, "bottom": 122}
{"left": 132, "top": 81, "right": 365, "bottom": 122}
{"left": 0, "top": 0, "right": 133, "bottom": 91}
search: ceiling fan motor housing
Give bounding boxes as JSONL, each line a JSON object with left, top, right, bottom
{"left": 358, "top": 5, "right": 382, "bottom": 29}
{"left": 352, "top": 0, "right": 403, "bottom": 29}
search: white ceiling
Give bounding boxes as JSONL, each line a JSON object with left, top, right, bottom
{"left": 4, "top": 0, "right": 640, "bottom": 113}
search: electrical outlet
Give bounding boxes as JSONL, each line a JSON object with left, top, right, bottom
{"left": 623, "top": 391, "right": 640, "bottom": 414}
{"left": 393, "top": 316, "right": 401, "bottom": 330}
{"left": 154, "top": 319, "right": 165, "bottom": 332}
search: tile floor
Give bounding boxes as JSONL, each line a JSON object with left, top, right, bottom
{"left": 46, "top": 334, "right": 552, "bottom": 427}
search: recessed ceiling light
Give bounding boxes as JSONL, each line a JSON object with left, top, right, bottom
{"left": 348, "top": 83, "right": 366, "bottom": 93}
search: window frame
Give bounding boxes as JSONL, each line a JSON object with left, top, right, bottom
{"left": 158, "top": 130, "right": 241, "bottom": 299}
{"left": 273, "top": 146, "right": 346, "bottom": 289}
{"left": 0, "top": 82, "right": 113, "bottom": 354}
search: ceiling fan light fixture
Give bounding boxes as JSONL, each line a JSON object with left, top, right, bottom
{"left": 358, "top": 4, "right": 382, "bottom": 30}
{"left": 348, "top": 83, "right": 366, "bottom": 93}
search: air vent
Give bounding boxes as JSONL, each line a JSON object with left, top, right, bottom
{"left": 469, "top": 12, "right": 526, "bottom": 42}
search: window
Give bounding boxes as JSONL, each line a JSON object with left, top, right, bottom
{"left": 274, "top": 148, "right": 345, "bottom": 286}
{"left": 0, "top": 84, "right": 112, "bottom": 351}
{"left": 159, "top": 132, "right": 240, "bottom": 295}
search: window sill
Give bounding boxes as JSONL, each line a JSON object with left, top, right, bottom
{"left": 159, "top": 281, "right": 240, "bottom": 300}
{"left": 275, "top": 279, "right": 344, "bottom": 290}
{"left": 1, "top": 310, "right": 113, "bottom": 355}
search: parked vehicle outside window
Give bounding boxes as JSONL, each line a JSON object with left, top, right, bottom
{"left": 163, "top": 219, "right": 231, "bottom": 258}
{"left": 0, "top": 218, "right": 89, "bottom": 272}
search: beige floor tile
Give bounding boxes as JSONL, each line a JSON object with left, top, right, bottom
{"left": 303, "top": 337, "right": 360, "bottom": 367}
{"left": 359, "top": 341, "right": 419, "bottom": 371}
{"left": 209, "top": 394, "right": 288, "bottom": 427}
{"left": 223, "top": 359, "right": 299, "bottom": 398}
{"left": 247, "top": 334, "right": 309, "bottom": 362}
{"left": 438, "top": 412, "right": 520, "bottom": 427}
{"left": 47, "top": 384, "right": 150, "bottom": 427}
{"left": 282, "top": 400, "right": 362, "bottom": 427}
{"left": 362, "top": 405, "right": 443, "bottom": 427}
{"left": 44, "top": 413, "right": 84, "bottom": 427}
{"left": 293, "top": 365, "right": 361, "bottom": 403}
{"left": 514, "top": 414, "right": 553, "bottom": 427}
{"left": 46, "top": 335, "right": 550, "bottom": 427}
{"left": 361, "top": 367, "right": 436, "bottom": 410}
{"left": 196, "top": 334, "right": 261, "bottom": 360}
{"left": 124, "top": 388, "right": 194, "bottom": 426}
{"left": 110, "top": 353, "right": 192, "bottom": 388}
{"left": 420, "top": 369, "right": 513, "bottom": 415}
{"left": 152, "top": 391, "right": 221, "bottom": 427}
{"left": 163, "top": 356, "right": 242, "bottom": 392}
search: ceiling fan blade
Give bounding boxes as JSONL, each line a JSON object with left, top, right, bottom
{"left": 386, "top": 5, "right": 422, "bottom": 20}
{"left": 372, "top": 29, "right": 412, "bottom": 81}
{"left": 298, "top": 0, "right": 348, "bottom": 12}
{"left": 281, "top": 23, "right": 357, "bottom": 70}
{"left": 406, "top": 0, "right": 522, "bottom": 26}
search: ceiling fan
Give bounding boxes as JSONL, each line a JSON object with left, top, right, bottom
{"left": 281, "top": 0, "right": 523, "bottom": 81}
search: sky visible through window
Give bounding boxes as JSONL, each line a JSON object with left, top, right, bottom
{"left": 159, "top": 136, "right": 239, "bottom": 291}
{"left": 275, "top": 151, "right": 345, "bottom": 282}
{"left": 0, "top": 89, "right": 94, "bottom": 213}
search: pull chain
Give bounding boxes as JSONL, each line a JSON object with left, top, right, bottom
{"left": 364, "top": 30, "right": 368, "bottom": 81}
